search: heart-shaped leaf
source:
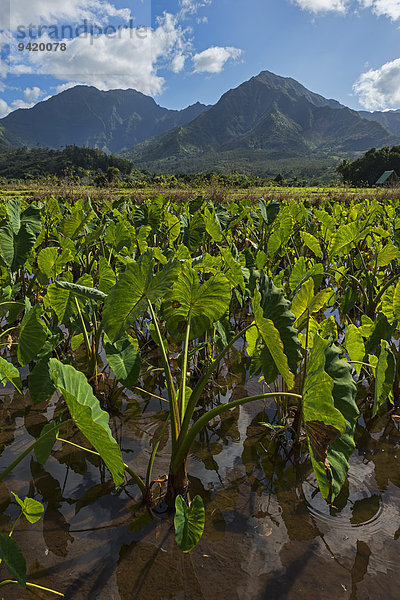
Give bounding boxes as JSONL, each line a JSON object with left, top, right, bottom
{"left": 174, "top": 495, "right": 205, "bottom": 553}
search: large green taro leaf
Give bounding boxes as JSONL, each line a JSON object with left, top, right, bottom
{"left": 37, "top": 246, "right": 72, "bottom": 278}
{"left": 174, "top": 495, "right": 205, "bottom": 553}
{"left": 17, "top": 305, "right": 47, "bottom": 366}
{"left": 28, "top": 357, "right": 56, "bottom": 405}
{"left": 163, "top": 260, "right": 231, "bottom": 341}
{"left": 257, "top": 273, "right": 301, "bottom": 374}
{"left": 324, "top": 341, "right": 358, "bottom": 502}
{"left": 49, "top": 359, "right": 124, "bottom": 487}
{"left": 365, "top": 313, "right": 396, "bottom": 355}
{"left": 344, "top": 324, "right": 365, "bottom": 374}
{"left": 302, "top": 334, "right": 347, "bottom": 502}
{"left": 303, "top": 334, "right": 358, "bottom": 503}
{"left": 46, "top": 273, "right": 95, "bottom": 323}
{"left": 55, "top": 280, "right": 107, "bottom": 302}
{"left": 180, "top": 212, "right": 205, "bottom": 252}
{"left": 104, "top": 334, "right": 141, "bottom": 389}
{"left": 103, "top": 253, "right": 178, "bottom": 342}
{"left": 258, "top": 199, "right": 280, "bottom": 225}
{"left": 99, "top": 256, "right": 116, "bottom": 294}
{"left": 203, "top": 206, "right": 222, "bottom": 242}
{"left": 252, "top": 289, "right": 294, "bottom": 389}
{"left": 393, "top": 279, "right": 400, "bottom": 321}
{"left": 329, "top": 220, "right": 368, "bottom": 257}
{"left": 373, "top": 340, "right": 396, "bottom": 416}
{"left": 0, "top": 199, "right": 41, "bottom": 272}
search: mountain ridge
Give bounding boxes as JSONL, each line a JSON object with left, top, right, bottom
{"left": 1, "top": 71, "right": 399, "bottom": 175}
{"left": 123, "top": 70, "right": 399, "bottom": 170}
{"left": 0, "top": 85, "right": 210, "bottom": 154}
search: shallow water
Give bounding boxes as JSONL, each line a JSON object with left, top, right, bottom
{"left": 1, "top": 373, "right": 400, "bottom": 600}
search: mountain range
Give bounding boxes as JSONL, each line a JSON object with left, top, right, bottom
{"left": 0, "top": 86, "right": 209, "bottom": 154}
{"left": 358, "top": 109, "right": 400, "bottom": 137}
{"left": 0, "top": 70, "right": 399, "bottom": 174}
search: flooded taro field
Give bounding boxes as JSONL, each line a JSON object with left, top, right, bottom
{"left": 1, "top": 365, "right": 400, "bottom": 600}
{"left": 0, "top": 192, "right": 400, "bottom": 599}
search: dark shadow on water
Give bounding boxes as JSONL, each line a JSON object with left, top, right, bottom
{"left": 350, "top": 540, "right": 371, "bottom": 600}
{"left": 262, "top": 543, "right": 318, "bottom": 600}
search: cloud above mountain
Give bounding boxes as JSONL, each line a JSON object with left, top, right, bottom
{"left": 13, "top": 14, "right": 184, "bottom": 96}
{"left": 354, "top": 58, "right": 400, "bottom": 110}
{"left": 193, "top": 47, "right": 242, "bottom": 73}
{"left": 3, "top": 0, "right": 131, "bottom": 29}
{"left": 1, "top": 0, "right": 241, "bottom": 103}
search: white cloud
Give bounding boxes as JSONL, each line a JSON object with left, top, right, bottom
{"left": 354, "top": 58, "right": 400, "bottom": 109}
{"left": 0, "top": 99, "right": 11, "bottom": 117}
{"left": 3, "top": 0, "right": 132, "bottom": 29}
{"left": 179, "top": 0, "right": 211, "bottom": 18}
{"left": 293, "top": 0, "right": 400, "bottom": 18}
{"left": 55, "top": 82, "right": 80, "bottom": 94}
{"left": 14, "top": 14, "right": 189, "bottom": 96}
{"left": 193, "top": 46, "right": 242, "bottom": 74}
{"left": 292, "top": 0, "right": 348, "bottom": 13}
{"left": 359, "top": 0, "right": 400, "bottom": 19}
{"left": 10, "top": 98, "right": 35, "bottom": 110}
{"left": 171, "top": 53, "right": 186, "bottom": 73}
{"left": 24, "top": 86, "right": 42, "bottom": 102}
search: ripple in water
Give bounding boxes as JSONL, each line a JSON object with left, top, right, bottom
{"left": 300, "top": 456, "right": 400, "bottom": 573}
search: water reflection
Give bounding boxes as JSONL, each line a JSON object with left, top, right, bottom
{"left": 1, "top": 369, "right": 400, "bottom": 599}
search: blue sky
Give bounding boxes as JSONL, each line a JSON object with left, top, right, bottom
{"left": 0, "top": 0, "right": 399, "bottom": 117}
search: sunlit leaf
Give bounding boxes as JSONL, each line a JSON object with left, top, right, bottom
{"left": 163, "top": 260, "right": 231, "bottom": 340}
{"left": 0, "top": 356, "right": 22, "bottom": 392}
{"left": 103, "top": 253, "right": 178, "bottom": 342}
{"left": 204, "top": 207, "right": 222, "bottom": 242}
{"left": 55, "top": 279, "right": 107, "bottom": 302}
{"left": 301, "top": 231, "right": 321, "bottom": 257}
{"left": 344, "top": 324, "right": 365, "bottom": 374}
{"left": 253, "top": 289, "right": 294, "bottom": 389}
{"left": 49, "top": 359, "right": 125, "bottom": 487}
{"left": 12, "top": 492, "right": 44, "bottom": 524}
{"left": 104, "top": 334, "right": 141, "bottom": 388}
{"left": 37, "top": 247, "right": 72, "bottom": 278}
{"left": 257, "top": 273, "right": 301, "bottom": 375}
{"left": 98, "top": 256, "right": 116, "bottom": 294}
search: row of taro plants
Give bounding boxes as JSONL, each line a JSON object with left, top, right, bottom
{"left": 0, "top": 192, "right": 399, "bottom": 594}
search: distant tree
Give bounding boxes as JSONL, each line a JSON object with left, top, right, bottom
{"left": 337, "top": 146, "right": 400, "bottom": 186}
{"left": 106, "top": 166, "right": 121, "bottom": 184}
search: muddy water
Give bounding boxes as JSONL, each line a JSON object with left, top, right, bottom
{"left": 1, "top": 374, "right": 400, "bottom": 600}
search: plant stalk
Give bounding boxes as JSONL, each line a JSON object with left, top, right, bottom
{"left": 171, "top": 392, "right": 302, "bottom": 473}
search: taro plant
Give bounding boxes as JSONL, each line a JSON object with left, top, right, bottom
{"left": 0, "top": 249, "right": 360, "bottom": 552}
{"left": 2, "top": 193, "right": 389, "bottom": 559}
